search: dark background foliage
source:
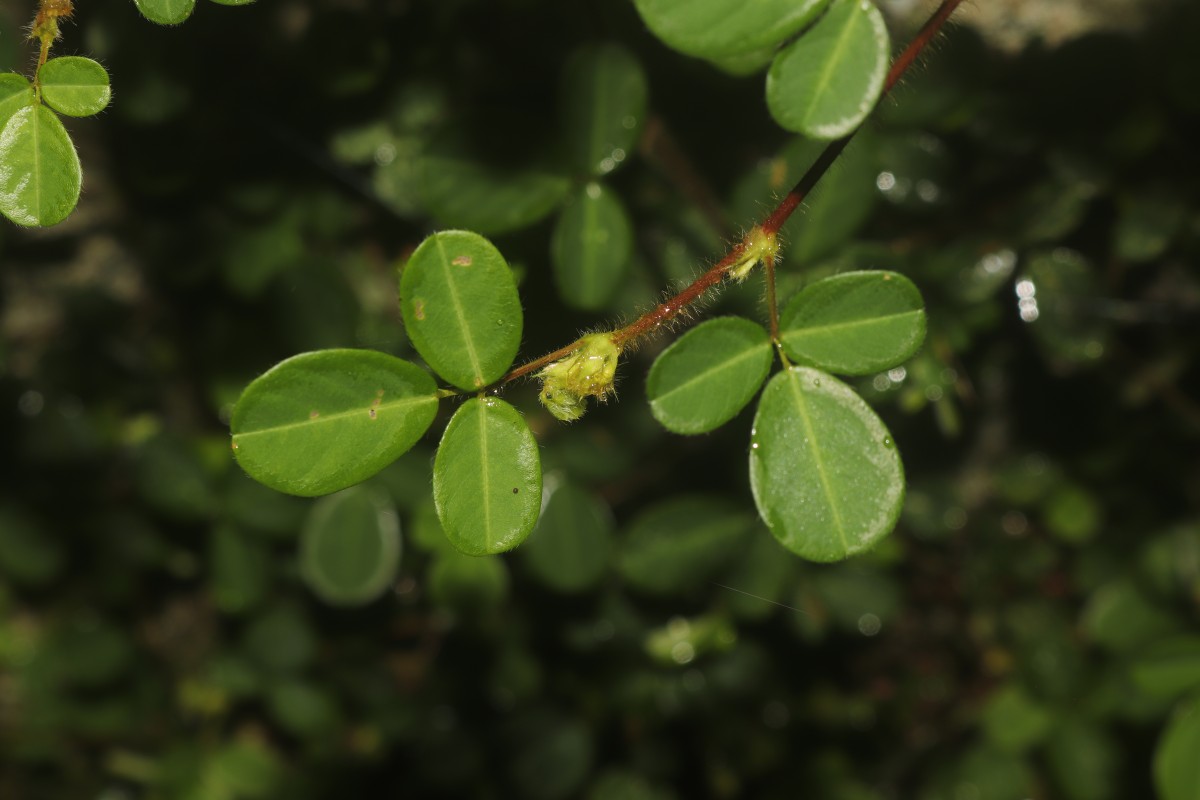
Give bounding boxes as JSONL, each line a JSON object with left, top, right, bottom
{"left": 2, "top": 0, "right": 1199, "bottom": 798}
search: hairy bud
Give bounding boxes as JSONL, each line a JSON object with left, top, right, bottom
{"left": 538, "top": 333, "right": 621, "bottom": 422}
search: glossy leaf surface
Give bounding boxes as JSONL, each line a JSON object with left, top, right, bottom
{"left": 133, "top": 0, "right": 196, "bottom": 24}
{"left": 561, "top": 43, "right": 647, "bottom": 176}
{"left": 399, "top": 230, "right": 522, "bottom": 390}
{"left": 433, "top": 398, "right": 542, "bottom": 555}
{"left": 0, "top": 73, "right": 33, "bottom": 127}
{"left": 633, "top": 0, "right": 829, "bottom": 59}
{"left": 417, "top": 153, "right": 568, "bottom": 235}
{"left": 1155, "top": 702, "right": 1200, "bottom": 800}
{"left": 750, "top": 367, "right": 903, "bottom": 561}
{"left": 0, "top": 104, "right": 81, "bottom": 227}
{"left": 231, "top": 350, "right": 439, "bottom": 497}
{"left": 766, "top": 0, "right": 889, "bottom": 139}
{"left": 620, "top": 496, "right": 752, "bottom": 595}
{"left": 780, "top": 271, "right": 925, "bottom": 375}
{"left": 39, "top": 57, "right": 112, "bottom": 117}
{"left": 301, "top": 486, "right": 401, "bottom": 606}
{"left": 521, "top": 482, "right": 613, "bottom": 593}
{"left": 646, "top": 316, "right": 772, "bottom": 434}
{"left": 550, "top": 183, "right": 633, "bottom": 310}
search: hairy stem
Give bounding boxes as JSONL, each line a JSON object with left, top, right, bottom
{"left": 30, "top": 0, "right": 74, "bottom": 95}
{"left": 496, "top": 0, "right": 965, "bottom": 390}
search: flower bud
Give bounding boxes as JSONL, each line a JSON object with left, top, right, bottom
{"left": 538, "top": 333, "right": 621, "bottom": 422}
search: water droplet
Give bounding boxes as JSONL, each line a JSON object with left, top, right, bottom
{"left": 751, "top": 442, "right": 759, "bottom": 450}
{"left": 882, "top": 437, "right": 893, "bottom": 448}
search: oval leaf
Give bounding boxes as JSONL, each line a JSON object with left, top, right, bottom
{"left": 417, "top": 153, "right": 569, "bottom": 235}
{"left": 0, "top": 104, "right": 81, "bottom": 227}
{"left": 550, "top": 183, "right": 633, "bottom": 310}
{"left": 766, "top": 0, "right": 890, "bottom": 139}
{"left": 133, "top": 0, "right": 196, "bottom": 25}
{"left": 39, "top": 57, "right": 112, "bottom": 117}
{"left": 521, "top": 482, "right": 614, "bottom": 594}
{"left": 646, "top": 316, "right": 772, "bottom": 434}
{"left": 633, "top": 0, "right": 829, "bottom": 59}
{"left": 231, "top": 349, "right": 439, "bottom": 497}
{"left": 779, "top": 271, "right": 926, "bottom": 375}
{"left": 1155, "top": 701, "right": 1200, "bottom": 800}
{"left": 560, "top": 43, "right": 648, "bottom": 176}
{"left": 1130, "top": 637, "right": 1200, "bottom": 699}
{"left": 619, "top": 496, "right": 753, "bottom": 595}
{"left": 400, "top": 230, "right": 523, "bottom": 390}
{"left": 750, "top": 367, "right": 903, "bottom": 561}
{"left": 433, "top": 398, "right": 542, "bottom": 555}
{"left": 0, "top": 73, "right": 34, "bottom": 128}
{"left": 301, "top": 486, "right": 401, "bottom": 606}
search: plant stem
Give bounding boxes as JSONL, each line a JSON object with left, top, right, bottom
{"left": 496, "top": 0, "right": 965, "bottom": 389}
{"left": 30, "top": 0, "right": 74, "bottom": 95}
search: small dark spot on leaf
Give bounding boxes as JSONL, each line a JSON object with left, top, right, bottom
{"left": 452, "top": 255, "right": 472, "bottom": 266}
{"left": 512, "top": 487, "right": 518, "bottom": 494}
{"left": 369, "top": 408, "right": 377, "bottom": 419}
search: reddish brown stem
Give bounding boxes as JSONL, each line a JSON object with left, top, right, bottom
{"left": 496, "top": 0, "right": 965, "bottom": 389}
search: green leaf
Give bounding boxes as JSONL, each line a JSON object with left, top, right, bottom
{"left": 38, "top": 57, "right": 112, "bottom": 117}
{"left": 750, "top": 367, "right": 903, "bottom": 561}
{"left": 0, "top": 73, "right": 33, "bottom": 128}
{"left": 1155, "top": 700, "right": 1200, "bottom": 800}
{"left": 433, "top": 398, "right": 542, "bottom": 555}
{"left": 632, "top": 0, "right": 829, "bottom": 59}
{"left": 231, "top": 349, "right": 439, "bottom": 497}
{"left": 1045, "top": 717, "right": 1119, "bottom": 800}
{"left": 417, "top": 152, "right": 569, "bottom": 235}
{"left": 400, "top": 230, "right": 523, "bottom": 391}
{"left": 646, "top": 316, "right": 773, "bottom": 434}
{"left": 620, "top": 496, "right": 753, "bottom": 595}
{"left": 209, "top": 0, "right": 256, "bottom": 5}
{"left": 779, "top": 271, "right": 926, "bottom": 375}
{"left": 550, "top": 183, "right": 633, "bottom": 310}
{"left": 0, "top": 103, "right": 81, "bottom": 227}
{"left": 300, "top": 486, "right": 401, "bottom": 607}
{"left": 981, "top": 684, "right": 1053, "bottom": 753}
{"left": 1131, "top": 637, "right": 1200, "bottom": 699}
{"left": 1083, "top": 579, "right": 1183, "bottom": 652}
{"left": 133, "top": 0, "right": 197, "bottom": 25}
{"left": 765, "top": 0, "right": 890, "bottom": 139}
{"left": 560, "top": 43, "right": 647, "bottom": 176}
{"left": 521, "top": 482, "right": 614, "bottom": 593}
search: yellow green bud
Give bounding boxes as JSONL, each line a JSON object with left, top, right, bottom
{"left": 538, "top": 333, "right": 621, "bottom": 422}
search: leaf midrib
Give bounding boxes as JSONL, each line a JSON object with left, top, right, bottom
{"left": 801, "top": 0, "right": 863, "bottom": 128}
{"left": 783, "top": 308, "right": 921, "bottom": 338}
{"left": 785, "top": 369, "right": 849, "bottom": 556}
{"left": 434, "top": 235, "right": 484, "bottom": 386}
{"left": 234, "top": 394, "right": 433, "bottom": 439}
{"left": 652, "top": 343, "right": 767, "bottom": 404}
